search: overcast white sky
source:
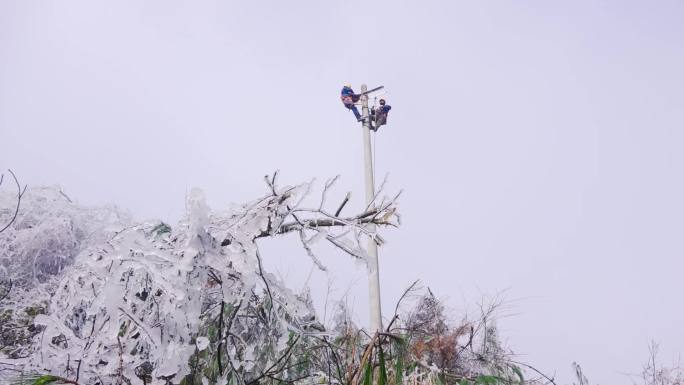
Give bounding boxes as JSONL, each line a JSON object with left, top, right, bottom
{"left": 2, "top": 1, "right": 683, "bottom": 383}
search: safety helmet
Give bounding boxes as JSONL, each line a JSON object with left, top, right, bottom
{"left": 379, "top": 99, "right": 386, "bottom": 105}
{"left": 344, "top": 83, "right": 352, "bottom": 88}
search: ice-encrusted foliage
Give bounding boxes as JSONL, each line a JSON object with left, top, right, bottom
{"left": 1, "top": 175, "right": 402, "bottom": 385}
{"left": 0, "top": 187, "right": 130, "bottom": 361}
{"left": 0, "top": 184, "right": 321, "bottom": 384}
{"left": 0, "top": 187, "right": 131, "bottom": 286}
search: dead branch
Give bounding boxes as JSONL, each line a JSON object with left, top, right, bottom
{"left": 350, "top": 333, "right": 379, "bottom": 385}
{"left": 335, "top": 192, "right": 351, "bottom": 217}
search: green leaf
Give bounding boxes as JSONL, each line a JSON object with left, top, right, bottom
{"left": 30, "top": 376, "right": 66, "bottom": 385}
{"left": 474, "top": 375, "right": 503, "bottom": 385}
{"left": 394, "top": 355, "right": 404, "bottom": 385}
{"left": 391, "top": 334, "right": 407, "bottom": 346}
{"left": 363, "top": 360, "right": 373, "bottom": 385}
{"left": 392, "top": 335, "right": 407, "bottom": 385}
{"left": 378, "top": 345, "right": 387, "bottom": 385}
{"left": 207, "top": 324, "right": 218, "bottom": 342}
{"left": 8, "top": 374, "right": 72, "bottom": 385}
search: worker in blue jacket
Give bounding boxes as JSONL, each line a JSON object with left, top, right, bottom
{"left": 371, "top": 99, "right": 392, "bottom": 131}
{"left": 340, "top": 84, "right": 362, "bottom": 121}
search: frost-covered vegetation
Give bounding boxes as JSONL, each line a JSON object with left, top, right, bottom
{"left": 0, "top": 173, "right": 679, "bottom": 385}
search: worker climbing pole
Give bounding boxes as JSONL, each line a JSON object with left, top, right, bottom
{"left": 340, "top": 84, "right": 390, "bottom": 128}
{"left": 339, "top": 83, "right": 391, "bottom": 333}
{"left": 340, "top": 83, "right": 362, "bottom": 121}
{"left": 371, "top": 98, "right": 392, "bottom": 131}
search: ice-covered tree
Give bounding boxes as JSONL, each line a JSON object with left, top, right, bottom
{"left": 0, "top": 173, "right": 399, "bottom": 385}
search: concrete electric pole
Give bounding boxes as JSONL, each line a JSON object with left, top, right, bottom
{"left": 360, "top": 84, "right": 383, "bottom": 333}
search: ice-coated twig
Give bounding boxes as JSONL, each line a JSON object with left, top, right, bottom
{"left": 392, "top": 279, "right": 422, "bottom": 321}
{"left": 324, "top": 234, "right": 364, "bottom": 260}
{"left": 273, "top": 181, "right": 313, "bottom": 235}
{"left": 0, "top": 169, "right": 26, "bottom": 234}
{"left": 118, "top": 307, "right": 158, "bottom": 347}
{"left": 363, "top": 172, "right": 390, "bottom": 212}
{"left": 299, "top": 230, "right": 327, "bottom": 271}
{"left": 264, "top": 170, "right": 280, "bottom": 196}
{"left": 254, "top": 245, "right": 274, "bottom": 319}
{"left": 319, "top": 175, "right": 340, "bottom": 211}
{"left": 59, "top": 188, "right": 73, "bottom": 203}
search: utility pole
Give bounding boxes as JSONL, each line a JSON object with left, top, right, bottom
{"left": 360, "top": 84, "right": 383, "bottom": 333}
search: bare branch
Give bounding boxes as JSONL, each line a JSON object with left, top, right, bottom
{"left": 364, "top": 173, "right": 389, "bottom": 212}
{"left": 319, "top": 175, "right": 340, "bottom": 211}
{"left": 254, "top": 245, "right": 274, "bottom": 319}
{"left": 0, "top": 169, "right": 25, "bottom": 233}
{"left": 265, "top": 170, "right": 280, "bottom": 196}
{"left": 335, "top": 192, "right": 351, "bottom": 217}
{"left": 393, "top": 279, "right": 421, "bottom": 321}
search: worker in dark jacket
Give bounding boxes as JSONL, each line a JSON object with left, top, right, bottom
{"left": 340, "top": 84, "right": 362, "bottom": 121}
{"left": 371, "top": 99, "right": 392, "bottom": 131}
